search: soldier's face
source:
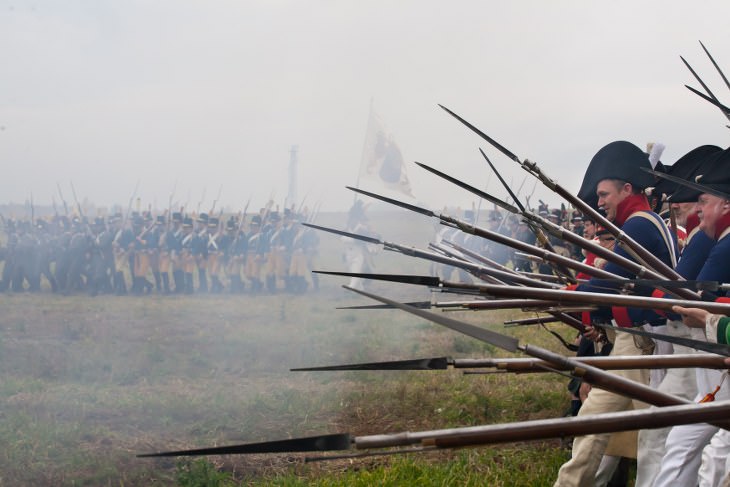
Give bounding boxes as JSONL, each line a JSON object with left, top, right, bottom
{"left": 583, "top": 221, "right": 595, "bottom": 239}
{"left": 596, "top": 180, "right": 631, "bottom": 222}
{"left": 669, "top": 202, "right": 696, "bottom": 227}
{"left": 697, "top": 194, "right": 730, "bottom": 237}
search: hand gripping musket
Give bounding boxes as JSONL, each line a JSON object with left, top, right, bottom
{"left": 138, "top": 400, "right": 730, "bottom": 460}
{"left": 594, "top": 323, "right": 730, "bottom": 357}
{"left": 292, "top": 354, "right": 730, "bottom": 373}
{"left": 345, "top": 186, "right": 625, "bottom": 282}
{"left": 438, "top": 105, "right": 686, "bottom": 285}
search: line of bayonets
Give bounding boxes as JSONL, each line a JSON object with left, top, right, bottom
{"left": 139, "top": 95, "right": 730, "bottom": 460}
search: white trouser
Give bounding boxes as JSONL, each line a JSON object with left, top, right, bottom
{"left": 653, "top": 367, "right": 730, "bottom": 487}
{"left": 635, "top": 320, "right": 698, "bottom": 487}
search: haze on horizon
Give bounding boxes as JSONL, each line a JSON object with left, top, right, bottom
{"left": 2, "top": 0, "right": 729, "bottom": 214}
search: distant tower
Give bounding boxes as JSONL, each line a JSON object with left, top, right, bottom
{"left": 287, "top": 145, "right": 298, "bottom": 208}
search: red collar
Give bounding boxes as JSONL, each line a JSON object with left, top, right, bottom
{"left": 685, "top": 211, "right": 700, "bottom": 235}
{"left": 714, "top": 211, "right": 730, "bottom": 240}
{"left": 614, "top": 193, "right": 651, "bottom": 227}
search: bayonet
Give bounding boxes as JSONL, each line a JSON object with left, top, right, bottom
{"left": 292, "top": 354, "right": 730, "bottom": 373}
{"left": 343, "top": 286, "right": 724, "bottom": 415}
{"left": 685, "top": 84, "right": 730, "bottom": 117}
{"left": 325, "top": 272, "right": 730, "bottom": 316}
{"left": 700, "top": 40, "right": 730, "bottom": 92}
{"left": 681, "top": 55, "right": 730, "bottom": 122}
{"left": 438, "top": 105, "right": 688, "bottom": 286}
{"left": 342, "top": 188, "right": 624, "bottom": 281}
{"left": 138, "top": 401, "right": 730, "bottom": 459}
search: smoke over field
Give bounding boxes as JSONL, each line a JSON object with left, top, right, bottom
{"left": 0, "top": 211, "right": 570, "bottom": 485}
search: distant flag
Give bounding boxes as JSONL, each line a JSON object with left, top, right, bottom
{"left": 356, "top": 103, "right": 414, "bottom": 198}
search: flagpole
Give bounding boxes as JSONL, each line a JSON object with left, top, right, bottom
{"left": 354, "top": 98, "right": 375, "bottom": 205}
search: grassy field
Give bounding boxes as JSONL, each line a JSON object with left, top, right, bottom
{"left": 0, "top": 210, "right": 578, "bottom": 486}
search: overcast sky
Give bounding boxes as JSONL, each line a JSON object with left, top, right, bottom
{"left": 1, "top": 0, "right": 729, "bottom": 215}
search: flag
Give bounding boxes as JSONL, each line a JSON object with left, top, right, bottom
{"left": 357, "top": 105, "right": 414, "bottom": 198}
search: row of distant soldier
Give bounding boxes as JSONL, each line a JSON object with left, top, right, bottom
{"left": 0, "top": 205, "right": 320, "bottom": 296}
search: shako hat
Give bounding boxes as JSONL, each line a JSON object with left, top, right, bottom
{"left": 578, "top": 141, "right": 654, "bottom": 210}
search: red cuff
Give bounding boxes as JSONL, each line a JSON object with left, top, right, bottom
{"left": 564, "top": 284, "right": 579, "bottom": 291}
{"left": 716, "top": 297, "right": 730, "bottom": 304}
{"left": 651, "top": 288, "right": 665, "bottom": 299}
{"left": 581, "top": 311, "right": 591, "bottom": 326}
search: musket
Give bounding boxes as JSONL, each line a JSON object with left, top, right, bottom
{"left": 138, "top": 400, "right": 730, "bottom": 460}
{"left": 680, "top": 55, "right": 730, "bottom": 122}
{"left": 335, "top": 298, "right": 571, "bottom": 312}
{"left": 209, "top": 184, "right": 223, "bottom": 215}
{"left": 595, "top": 323, "right": 730, "bottom": 357}
{"left": 306, "top": 223, "right": 565, "bottom": 291}
{"left": 29, "top": 192, "right": 34, "bottom": 224}
{"left": 504, "top": 315, "right": 561, "bottom": 327}
{"left": 322, "top": 271, "right": 730, "bottom": 316}
{"left": 438, "top": 105, "right": 684, "bottom": 283}
{"left": 305, "top": 221, "right": 536, "bottom": 288}
{"left": 437, "top": 239, "right": 590, "bottom": 336}
{"left": 292, "top": 354, "right": 730, "bottom": 373}
{"left": 56, "top": 182, "right": 69, "bottom": 216}
{"left": 344, "top": 187, "right": 624, "bottom": 281}
{"left": 342, "top": 286, "right": 730, "bottom": 426}
{"left": 51, "top": 196, "right": 59, "bottom": 218}
{"left": 196, "top": 187, "right": 206, "bottom": 214}
{"left": 700, "top": 41, "right": 730, "bottom": 92}
{"left": 479, "top": 148, "right": 574, "bottom": 283}
{"left": 590, "top": 277, "right": 730, "bottom": 294}
{"left": 115, "top": 180, "right": 140, "bottom": 243}
{"left": 138, "top": 288, "right": 730, "bottom": 461}
{"left": 428, "top": 241, "right": 557, "bottom": 289}
{"left": 69, "top": 181, "right": 83, "bottom": 219}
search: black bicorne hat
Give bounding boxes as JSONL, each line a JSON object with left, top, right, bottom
{"left": 669, "top": 147, "right": 730, "bottom": 202}
{"left": 657, "top": 145, "right": 723, "bottom": 201}
{"left": 577, "top": 141, "right": 654, "bottom": 210}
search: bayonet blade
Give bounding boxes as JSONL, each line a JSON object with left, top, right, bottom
{"left": 699, "top": 40, "right": 730, "bottom": 92}
{"left": 438, "top": 104, "right": 520, "bottom": 163}
{"left": 292, "top": 357, "right": 451, "bottom": 371}
{"left": 302, "top": 223, "right": 381, "bottom": 245}
{"left": 314, "top": 270, "right": 441, "bottom": 287}
{"left": 336, "top": 301, "right": 433, "bottom": 310}
{"left": 685, "top": 84, "right": 730, "bottom": 115}
{"left": 414, "top": 161, "right": 519, "bottom": 214}
{"left": 346, "top": 186, "right": 435, "bottom": 218}
{"left": 138, "top": 433, "right": 353, "bottom": 457}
